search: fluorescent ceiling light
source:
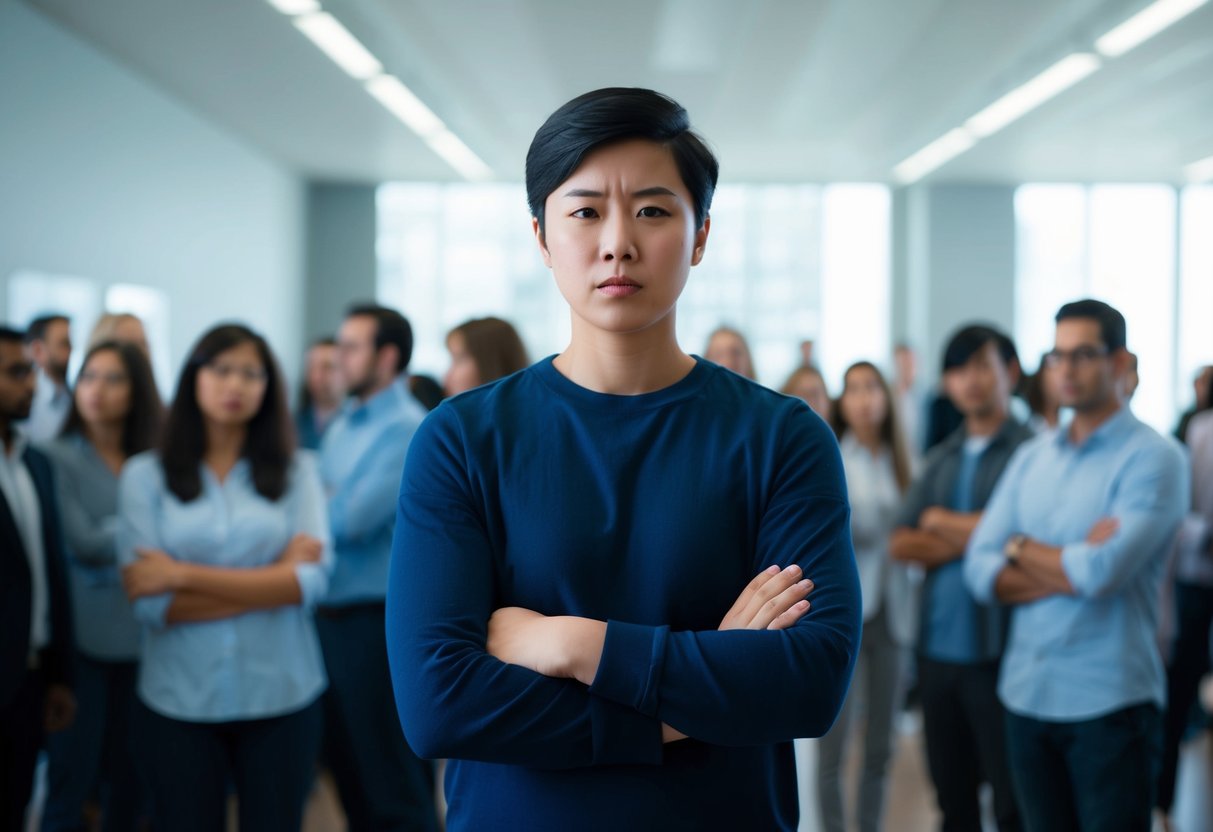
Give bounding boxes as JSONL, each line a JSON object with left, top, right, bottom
{"left": 293, "top": 12, "right": 382, "bottom": 80}
{"left": 267, "top": 0, "right": 320, "bottom": 15}
{"left": 965, "top": 53, "right": 1101, "bottom": 138}
{"left": 426, "top": 130, "right": 494, "bottom": 181}
{"left": 1186, "top": 154, "right": 1213, "bottom": 183}
{"left": 1095, "top": 0, "right": 1210, "bottom": 57}
{"left": 366, "top": 75, "right": 446, "bottom": 138}
{"left": 892, "top": 128, "right": 977, "bottom": 184}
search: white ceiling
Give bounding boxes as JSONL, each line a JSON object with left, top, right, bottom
{"left": 28, "top": 0, "right": 1213, "bottom": 184}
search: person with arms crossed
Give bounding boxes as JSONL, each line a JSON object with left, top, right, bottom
{"left": 318, "top": 304, "right": 438, "bottom": 832}
{"left": 964, "top": 300, "right": 1187, "bottom": 831}
{"left": 891, "top": 325, "right": 1031, "bottom": 832}
{"left": 386, "top": 87, "right": 861, "bottom": 832}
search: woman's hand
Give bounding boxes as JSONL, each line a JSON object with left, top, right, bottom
{"left": 277, "top": 533, "right": 324, "bottom": 565}
{"left": 486, "top": 607, "right": 605, "bottom": 686}
{"left": 122, "top": 548, "right": 185, "bottom": 599}
{"left": 718, "top": 564, "right": 813, "bottom": 631}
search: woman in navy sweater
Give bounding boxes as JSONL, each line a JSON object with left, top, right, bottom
{"left": 387, "top": 88, "right": 862, "bottom": 831}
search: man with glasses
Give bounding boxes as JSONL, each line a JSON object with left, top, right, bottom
{"left": 317, "top": 304, "right": 438, "bottom": 832}
{"left": 0, "top": 327, "right": 75, "bottom": 828}
{"left": 965, "top": 299, "right": 1187, "bottom": 830}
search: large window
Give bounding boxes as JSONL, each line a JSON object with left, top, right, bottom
{"left": 1014, "top": 184, "right": 1207, "bottom": 433}
{"left": 377, "top": 183, "right": 891, "bottom": 392}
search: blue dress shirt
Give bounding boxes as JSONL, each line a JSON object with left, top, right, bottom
{"left": 965, "top": 407, "right": 1188, "bottom": 720}
{"left": 117, "top": 451, "right": 332, "bottom": 722}
{"left": 319, "top": 380, "right": 427, "bottom": 607}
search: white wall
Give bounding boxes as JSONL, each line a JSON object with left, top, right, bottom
{"left": 0, "top": 1, "right": 305, "bottom": 389}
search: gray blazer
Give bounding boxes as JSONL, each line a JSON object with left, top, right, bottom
{"left": 41, "top": 433, "right": 140, "bottom": 661}
{"left": 896, "top": 417, "right": 1035, "bottom": 663}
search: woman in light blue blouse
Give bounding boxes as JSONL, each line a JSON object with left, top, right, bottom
{"left": 40, "top": 340, "right": 162, "bottom": 832}
{"left": 118, "top": 324, "right": 331, "bottom": 832}
{"left": 818, "top": 361, "right": 915, "bottom": 832}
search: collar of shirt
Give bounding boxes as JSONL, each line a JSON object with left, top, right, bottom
{"left": 1052, "top": 405, "right": 1134, "bottom": 451}
{"left": 344, "top": 379, "right": 408, "bottom": 427}
{"left": 3, "top": 426, "right": 30, "bottom": 462}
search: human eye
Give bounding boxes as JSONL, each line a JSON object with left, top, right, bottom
{"left": 637, "top": 206, "right": 670, "bottom": 218}
{"left": 570, "top": 207, "right": 599, "bottom": 219}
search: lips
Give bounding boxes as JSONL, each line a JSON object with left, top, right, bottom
{"left": 596, "top": 276, "right": 641, "bottom": 297}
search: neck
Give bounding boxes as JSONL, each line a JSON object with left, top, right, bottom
{"left": 42, "top": 367, "right": 65, "bottom": 387}
{"left": 204, "top": 420, "right": 246, "bottom": 461}
{"left": 357, "top": 377, "right": 394, "bottom": 406}
{"left": 85, "top": 420, "right": 125, "bottom": 454}
{"left": 554, "top": 317, "right": 694, "bottom": 395}
{"left": 964, "top": 405, "right": 1008, "bottom": 438}
{"left": 1068, "top": 396, "right": 1121, "bottom": 445}
{"left": 849, "top": 425, "right": 883, "bottom": 453}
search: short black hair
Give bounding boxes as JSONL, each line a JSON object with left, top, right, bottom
{"left": 942, "top": 324, "right": 1019, "bottom": 373}
{"left": 0, "top": 327, "right": 25, "bottom": 346}
{"left": 24, "top": 314, "right": 69, "bottom": 344}
{"left": 345, "top": 304, "right": 413, "bottom": 373}
{"left": 525, "top": 87, "right": 719, "bottom": 236}
{"left": 1055, "top": 299, "right": 1126, "bottom": 352}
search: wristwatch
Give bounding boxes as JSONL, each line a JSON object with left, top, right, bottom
{"left": 1004, "top": 534, "right": 1028, "bottom": 565}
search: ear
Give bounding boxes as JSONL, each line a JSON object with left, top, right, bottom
{"left": 1007, "top": 357, "right": 1022, "bottom": 389}
{"left": 378, "top": 344, "right": 401, "bottom": 380}
{"left": 533, "top": 217, "right": 552, "bottom": 268}
{"left": 690, "top": 215, "right": 711, "bottom": 267}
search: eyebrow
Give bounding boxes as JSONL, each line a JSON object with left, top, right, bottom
{"left": 562, "top": 186, "right": 679, "bottom": 198}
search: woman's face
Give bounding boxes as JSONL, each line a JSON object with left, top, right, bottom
{"left": 195, "top": 341, "right": 267, "bottom": 428}
{"left": 535, "top": 139, "right": 708, "bottom": 338}
{"left": 705, "top": 332, "right": 752, "bottom": 378}
{"left": 443, "top": 331, "right": 480, "bottom": 397}
{"left": 840, "top": 366, "right": 888, "bottom": 432}
{"left": 789, "top": 372, "right": 831, "bottom": 419}
{"left": 75, "top": 349, "right": 131, "bottom": 426}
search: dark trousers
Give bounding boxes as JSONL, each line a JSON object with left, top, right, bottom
{"left": 135, "top": 697, "right": 322, "bottom": 832}
{"left": 41, "top": 655, "right": 143, "bottom": 832}
{"left": 918, "top": 657, "right": 1020, "bottom": 832}
{"left": 1157, "top": 581, "right": 1213, "bottom": 812}
{"left": 1005, "top": 703, "right": 1161, "bottom": 832}
{"left": 316, "top": 603, "right": 438, "bottom": 832}
{"left": 0, "top": 669, "right": 45, "bottom": 832}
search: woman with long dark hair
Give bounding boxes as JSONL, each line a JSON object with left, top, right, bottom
{"left": 117, "top": 323, "right": 330, "bottom": 832}
{"left": 40, "top": 341, "right": 161, "bottom": 832}
{"left": 818, "top": 360, "right": 915, "bottom": 832}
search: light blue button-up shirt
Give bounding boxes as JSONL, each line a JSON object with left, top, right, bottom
{"left": 117, "top": 451, "right": 332, "bottom": 722}
{"left": 965, "top": 407, "right": 1187, "bottom": 721}
{"left": 319, "top": 380, "right": 426, "bottom": 607}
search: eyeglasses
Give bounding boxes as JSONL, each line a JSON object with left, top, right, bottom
{"left": 1044, "top": 346, "right": 1109, "bottom": 368}
{"left": 203, "top": 363, "right": 267, "bottom": 384}
{"left": 78, "top": 370, "right": 129, "bottom": 386}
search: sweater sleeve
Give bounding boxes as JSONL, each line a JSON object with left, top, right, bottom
{"left": 587, "top": 408, "right": 863, "bottom": 745}
{"left": 386, "top": 409, "right": 664, "bottom": 769}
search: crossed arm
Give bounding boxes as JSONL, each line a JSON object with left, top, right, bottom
{"left": 889, "top": 507, "right": 983, "bottom": 569}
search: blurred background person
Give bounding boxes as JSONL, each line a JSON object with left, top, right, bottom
{"left": 781, "top": 364, "right": 832, "bottom": 422}
{"left": 443, "top": 316, "right": 529, "bottom": 398}
{"left": 408, "top": 374, "right": 445, "bottom": 411}
{"left": 40, "top": 340, "right": 162, "bottom": 832}
{"left": 1024, "top": 352, "right": 1064, "bottom": 434}
{"left": 118, "top": 324, "right": 331, "bottom": 832}
{"left": 319, "top": 305, "right": 438, "bottom": 832}
{"left": 295, "top": 337, "right": 344, "bottom": 451}
{"left": 894, "top": 342, "right": 927, "bottom": 455}
{"left": 703, "top": 325, "right": 756, "bottom": 380}
{"left": 87, "top": 314, "right": 150, "bottom": 358}
{"left": 0, "top": 326, "right": 75, "bottom": 830}
{"left": 1175, "top": 365, "right": 1213, "bottom": 444}
{"left": 22, "top": 314, "right": 73, "bottom": 442}
{"left": 818, "top": 360, "right": 914, "bottom": 832}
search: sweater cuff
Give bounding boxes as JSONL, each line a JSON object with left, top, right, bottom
{"left": 590, "top": 696, "right": 664, "bottom": 766}
{"left": 588, "top": 620, "right": 668, "bottom": 716}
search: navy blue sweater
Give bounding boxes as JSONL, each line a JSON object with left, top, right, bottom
{"left": 387, "top": 356, "right": 861, "bottom": 831}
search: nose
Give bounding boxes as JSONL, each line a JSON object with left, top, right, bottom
{"left": 600, "top": 210, "right": 636, "bottom": 263}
